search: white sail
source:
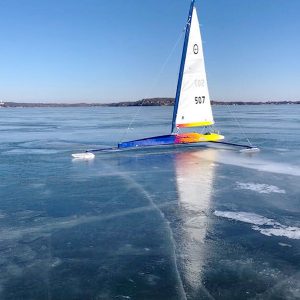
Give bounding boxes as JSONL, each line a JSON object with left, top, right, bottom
{"left": 174, "top": 6, "right": 214, "bottom": 129}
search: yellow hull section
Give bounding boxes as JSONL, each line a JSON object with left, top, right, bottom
{"left": 175, "top": 132, "right": 224, "bottom": 144}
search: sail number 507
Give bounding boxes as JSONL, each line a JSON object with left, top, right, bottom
{"left": 195, "top": 96, "right": 205, "bottom": 104}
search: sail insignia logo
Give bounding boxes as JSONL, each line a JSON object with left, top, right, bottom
{"left": 193, "top": 44, "right": 199, "bottom": 54}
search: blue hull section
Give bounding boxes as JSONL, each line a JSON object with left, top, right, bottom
{"left": 118, "top": 135, "right": 176, "bottom": 149}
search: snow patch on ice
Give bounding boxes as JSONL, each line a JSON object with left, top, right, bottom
{"left": 214, "top": 210, "right": 300, "bottom": 240}
{"left": 214, "top": 211, "right": 277, "bottom": 226}
{"left": 278, "top": 242, "right": 292, "bottom": 247}
{"left": 236, "top": 182, "right": 286, "bottom": 194}
{"left": 50, "top": 257, "right": 62, "bottom": 268}
{"left": 3, "top": 149, "right": 61, "bottom": 155}
{"left": 253, "top": 225, "right": 300, "bottom": 240}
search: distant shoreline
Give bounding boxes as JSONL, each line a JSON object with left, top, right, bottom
{"left": 1, "top": 98, "right": 299, "bottom": 108}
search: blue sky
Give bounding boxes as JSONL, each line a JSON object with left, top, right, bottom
{"left": 0, "top": 0, "right": 299, "bottom": 103}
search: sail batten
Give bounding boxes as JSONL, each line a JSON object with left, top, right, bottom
{"left": 172, "top": 2, "right": 214, "bottom": 131}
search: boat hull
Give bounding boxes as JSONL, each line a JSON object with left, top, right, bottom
{"left": 118, "top": 132, "right": 224, "bottom": 149}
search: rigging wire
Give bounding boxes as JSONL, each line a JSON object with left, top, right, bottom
{"left": 225, "top": 103, "right": 253, "bottom": 147}
{"left": 118, "top": 26, "right": 186, "bottom": 144}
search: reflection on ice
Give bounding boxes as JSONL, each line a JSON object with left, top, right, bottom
{"left": 174, "top": 149, "right": 217, "bottom": 297}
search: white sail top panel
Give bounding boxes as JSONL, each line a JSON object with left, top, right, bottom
{"left": 175, "top": 7, "right": 214, "bottom": 128}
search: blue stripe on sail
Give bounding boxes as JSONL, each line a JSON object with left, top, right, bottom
{"left": 171, "top": 0, "right": 195, "bottom": 133}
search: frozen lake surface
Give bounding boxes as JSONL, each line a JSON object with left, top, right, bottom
{"left": 0, "top": 105, "right": 299, "bottom": 299}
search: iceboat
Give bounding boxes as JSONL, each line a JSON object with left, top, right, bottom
{"left": 72, "top": 0, "right": 258, "bottom": 159}
{"left": 118, "top": 0, "right": 224, "bottom": 149}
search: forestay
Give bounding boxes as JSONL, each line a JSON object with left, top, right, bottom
{"left": 172, "top": 5, "right": 214, "bottom": 131}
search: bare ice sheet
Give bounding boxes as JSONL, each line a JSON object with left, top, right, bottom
{"left": 0, "top": 106, "right": 299, "bottom": 299}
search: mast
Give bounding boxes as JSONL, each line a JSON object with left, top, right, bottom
{"left": 171, "top": 0, "right": 195, "bottom": 133}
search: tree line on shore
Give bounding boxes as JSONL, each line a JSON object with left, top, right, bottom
{"left": 1, "top": 98, "right": 299, "bottom": 108}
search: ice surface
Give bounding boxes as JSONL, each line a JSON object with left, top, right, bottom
{"left": 0, "top": 106, "right": 299, "bottom": 299}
